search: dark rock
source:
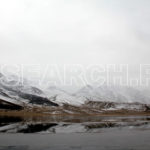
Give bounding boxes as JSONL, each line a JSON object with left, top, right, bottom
{"left": 18, "top": 92, "right": 59, "bottom": 107}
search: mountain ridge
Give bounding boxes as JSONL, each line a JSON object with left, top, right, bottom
{"left": 0, "top": 73, "right": 150, "bottom": 113}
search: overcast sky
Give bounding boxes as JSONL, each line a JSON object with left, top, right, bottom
{"left": 0, "top": 0, "right": 150, "bottom": 66}
{"left": 0, "top": 0, "right": 150, "bottom": 90}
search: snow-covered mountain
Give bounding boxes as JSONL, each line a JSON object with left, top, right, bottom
{"left": 0, "top": 73, "right": 58, "bottom": 107}
{"left": 75, "top": 85, "right": 150, "bottom": 104}
{"left": 1, "top": 72, "right": 150, "bottom": 110}
{"left": 44, "top": 86, "right": 84, "bottom": 106}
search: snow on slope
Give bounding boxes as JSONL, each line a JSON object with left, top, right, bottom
{"left": 75, "top": 85, "right": 150, "bottom": 104}
{"left": 0, "top": 73, "right": 58, "bottom": 107}
{"left": 0, "top": 72, "right": 150, "bottom": 107}
{"left": 44, "top": 86, "right": 84, "bottom": 106}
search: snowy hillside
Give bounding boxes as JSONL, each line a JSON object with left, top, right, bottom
{"left": 0, "top": 72, "right": 150, "bottom": 110}
{"left": 75, "top": 85, "right": 150, "bottom": 104}
{"left": 0, "top": 73, "right": 58, "bottom": 107}
{"left": 44, "top": 86, "right": 84, "bottom": 106}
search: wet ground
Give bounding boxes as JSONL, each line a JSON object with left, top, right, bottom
{"left": 0, "top": 115, "right": 150, "bottom": 149}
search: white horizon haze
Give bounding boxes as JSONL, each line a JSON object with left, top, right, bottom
{"left": 0, "top": 0, "right": 150, "bottom": 89}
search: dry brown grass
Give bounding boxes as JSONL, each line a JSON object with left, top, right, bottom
{"left": 0, "top": 107, "right": 150, "bottom": 117}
